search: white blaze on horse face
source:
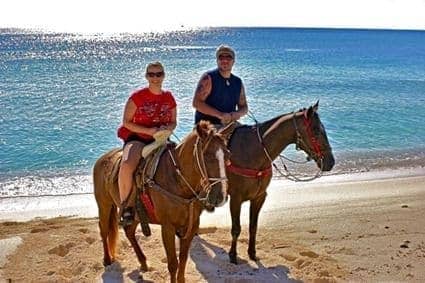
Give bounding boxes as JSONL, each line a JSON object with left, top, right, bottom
{"left": 215, "top": 147, "right": 228, "bottom": 205}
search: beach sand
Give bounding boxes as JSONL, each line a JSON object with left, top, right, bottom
{"left": 1, "top": 170, "right": 425, "bottom": 282}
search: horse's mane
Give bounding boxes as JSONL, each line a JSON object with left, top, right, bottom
{"left": 239, "top": 108, "right": 314, "bottom": 139}
{"left": 262, "top": 108, "right": 319, "bottom": 138}
{"left": 177, "top": 120, "right": 216, "bottom": 149}
{"left": 198, "top": 120, "right": 216, "bottom": 134}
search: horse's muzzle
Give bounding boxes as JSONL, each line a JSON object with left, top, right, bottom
{"left": 206, "top": 185, "right": 228, "bottom": 208}
{"left": 321, "top": 154, "right": 335, "bottom": 171}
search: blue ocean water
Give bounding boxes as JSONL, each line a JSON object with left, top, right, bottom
{"left": 1, "top": 27, "right": 425, "bottom": 197}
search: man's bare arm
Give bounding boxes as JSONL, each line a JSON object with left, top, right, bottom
{"left": 231, "top": 84, "right": 248, "bottom": 120}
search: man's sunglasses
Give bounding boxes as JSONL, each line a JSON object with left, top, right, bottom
{"left": 218, "top": 54, "right": 233, "bottom": 60}
{"left": 147, "top": 71, "right": 164, "bottom": 78}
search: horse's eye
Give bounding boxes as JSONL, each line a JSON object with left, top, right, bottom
{"left": 313, "top": 125, "right": 321, "bottom": 136}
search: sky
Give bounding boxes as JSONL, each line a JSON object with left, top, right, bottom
{"left": 1, "top": 0, "right": 424, "bottom": 33}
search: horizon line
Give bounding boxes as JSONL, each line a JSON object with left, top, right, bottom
{"left": 1, "top": 25, "right": 424, "bottom": 35}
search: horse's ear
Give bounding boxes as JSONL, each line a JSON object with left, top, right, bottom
{"left": 195, "top": 121, "right": 210, "bottom": 140}
{"left": 313, "top": 100, "right": 319, "bottom": 112}
{"left": 218, "top": 121, "right": 237, "bottom": 142}
{"left": 307, "top": 100, "right": 319, "bottom": 118}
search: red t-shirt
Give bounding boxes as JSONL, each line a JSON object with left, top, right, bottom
{"left": 117, "top": 88, "right": 177, "bottom": 142}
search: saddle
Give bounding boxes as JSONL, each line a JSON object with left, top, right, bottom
{"left": 134, "top": 144, "right": 170, "bottom": 236}
{"left": 104, "top": 141, "right": 176, "bottom": 237}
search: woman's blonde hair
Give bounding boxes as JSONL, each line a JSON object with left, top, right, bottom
{"left": 145, "top": 61, "right": 164, "bottom": 74}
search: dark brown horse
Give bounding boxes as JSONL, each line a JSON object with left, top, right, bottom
{"left": 93, "top": 121, "right": 231, "bottom": 283}
{"left": 225, "top": 102, "right": 335, "bottom": 264}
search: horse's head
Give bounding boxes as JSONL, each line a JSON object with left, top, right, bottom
{"left": 193, "top": 121, "right": 231, "bottom": 208}
{"left": 294, "top": 101, "right": 335, "bottom": 171}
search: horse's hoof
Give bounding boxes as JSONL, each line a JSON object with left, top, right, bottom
{"left": 229, "top": 253, "right": 238, "bottom": 264}
{"left": 249, "top": 254, "right": 259, "bottom": 261}
{"left": 103, "top": 259, "right": 112, "bottom": 267}
{"left": 248, "top": 250, "right": 258, "bottom": 261}
{"left": 140, "top": 262, "right": 149, "bottom": 272}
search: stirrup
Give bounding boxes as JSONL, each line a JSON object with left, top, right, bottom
{"left": 119, "top": 206, "right": 134, "bottom": 227}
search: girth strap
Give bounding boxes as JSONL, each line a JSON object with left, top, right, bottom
{"left": 226, "top": 161, "right": 272, "bottom": 179}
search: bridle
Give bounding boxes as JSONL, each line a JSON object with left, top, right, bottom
{"left": 141, "top": 133, "right": 228, "bottom": 240}
{"left": 292, "top": 111, "right": 324, "bottom": 161}
{"left": 255, "top": 110, "right": 324, "bottom": 181}
{"left": 168, "top": 135, "right": 228, "bottom": 206}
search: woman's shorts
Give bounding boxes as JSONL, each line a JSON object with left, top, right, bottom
{"left": 124, "top": 135, "right": 154, "bottom": 147}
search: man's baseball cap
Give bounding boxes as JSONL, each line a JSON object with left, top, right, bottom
{"left": 216, "top": 45, "right": 235, "bottom": 59}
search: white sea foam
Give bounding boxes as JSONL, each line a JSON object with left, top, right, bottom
{"left": 0, "top": 174, "right": 92, "bottom": 198}
{"left": 1, "top": 166, "right": 423, "bottom": 223}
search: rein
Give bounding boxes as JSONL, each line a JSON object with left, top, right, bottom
{"left": 252, "top": 110, "right": 323, "bottom": 182}
{"left": 165, "top": 135, "right": 227, "bottom": 205}
{"left": 145, "top": 134, "right": 227, "bottom": 239}
{"left": 194, "top": 137, "right": 228, "bottom": 195}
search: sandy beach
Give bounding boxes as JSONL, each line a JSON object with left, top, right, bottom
{"left": 1, "top": 168, "right": 425, "bottom": 282}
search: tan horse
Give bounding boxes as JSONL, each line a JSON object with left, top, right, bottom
{"left": 93, "top": 121, "right": 231, "bottom": 283}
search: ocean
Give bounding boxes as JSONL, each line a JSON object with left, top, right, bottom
{"left": 1, "top": 27, "right": 425, "bottom": 199}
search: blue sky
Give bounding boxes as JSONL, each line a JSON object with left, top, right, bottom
{"left": 1, "top": 0, "right": 424, "bottom": 32}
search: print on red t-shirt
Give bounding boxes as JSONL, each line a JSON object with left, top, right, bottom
{"left": 117, "top": 88, "right": 176, "bottom": 142}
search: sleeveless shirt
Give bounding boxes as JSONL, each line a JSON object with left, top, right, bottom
{"left": 194, "top": 69, "right": 242, "bottom": 124}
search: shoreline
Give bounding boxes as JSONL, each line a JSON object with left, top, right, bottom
{"left": 1, "top": 170, "right": 424, "bottom": 282}
{"left": 1, "top": 166, "right": 424, "bottom": 222}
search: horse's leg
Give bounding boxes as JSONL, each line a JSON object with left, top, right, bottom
{"left": 248, "top": 193, "right": 266, "bottom": 261}
{"left": 161, "top": 225, "right": 178, "bottom": 283}
{"left": 177, "top": 233, "right": 195, "bottom": 283}
{"left": 229, "top": 196, "right": 243, "bottom": 264}
{"left": 123, "top": 222, "right": 148, "bottom": 271}
{"left": 98, "top": 203, "right": 115, "bottom": 266}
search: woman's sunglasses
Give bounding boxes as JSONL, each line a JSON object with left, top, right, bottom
{"left": 147, "top": 71, "right": 164, "bottom": 78}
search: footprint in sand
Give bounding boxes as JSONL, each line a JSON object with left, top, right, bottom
{"left": 319, "top": 270, "right": 330, "bottom": 277}
{"left": 1, "top": 221, "right": 19, "bottom": 226}
{"left": 280, "top": 253, "right": 297, "bottom": 261}
{"left": 312, "top": 276, "right": 333, "bottom": 283}
{"left": 294, "top": 258, "right": 311, "bottom": 269}
{"left": 48, "top": 225, "right": 63, "bottom": 229}
{"left": 30, "top": 227, "right": 49, "bottom": 233}
{"left": 78, "top": 228, "right": 89, "bottom": 234}
{"left": 72, "top": 263, "right": 86, "bottom": 276}
{"left": 48, "top": 245, "right": 70, "bottom": 257}
{"left": 48, "top": 243, "right": 76, "bottom": 257}
{"left": 400, "top": 240, "right": 410, "bottom": 249}
{"left": 85, "top": 237, "right": 96, "bottom": 244}
{"left": 300, "top": 250, "right": 319, "bottom": 258}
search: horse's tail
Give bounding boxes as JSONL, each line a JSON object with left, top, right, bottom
{"left": 93, "top": 149, "right": 122, "bottom": 264}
